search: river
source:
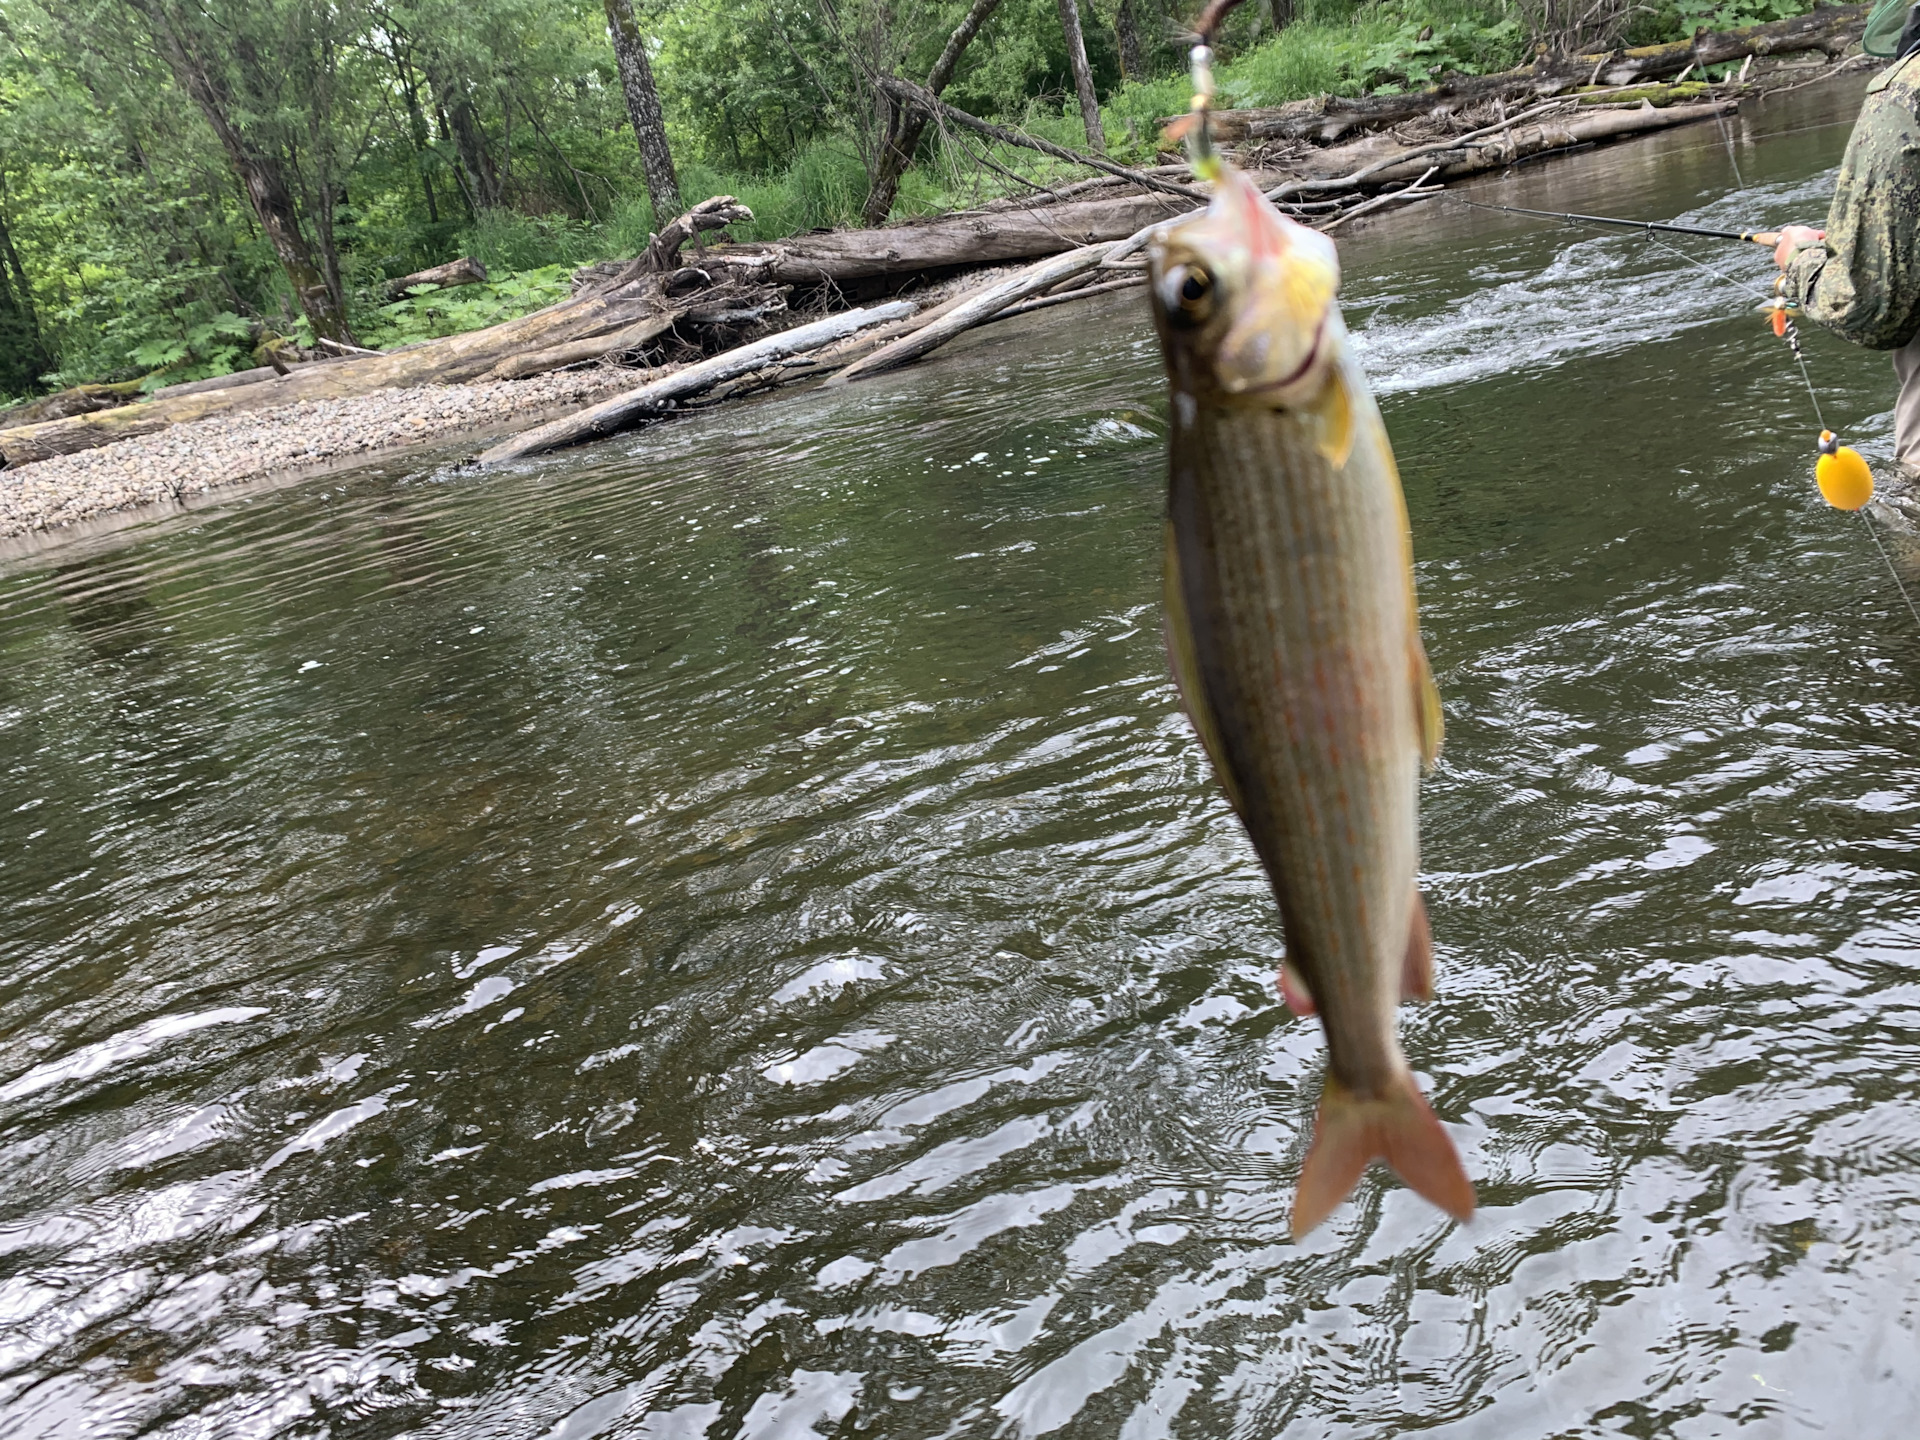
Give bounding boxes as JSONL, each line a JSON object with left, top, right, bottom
{"left": 2, "top": 74, "right": 1915, "bottom": 1439}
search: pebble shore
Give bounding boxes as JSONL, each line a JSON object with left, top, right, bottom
{"left": 0, "top": 367, "right": 647, "bottom": 540}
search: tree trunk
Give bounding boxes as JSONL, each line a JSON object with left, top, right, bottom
{"left": 861, "top": 0, "right": 1007, "bottom": 226}
{"left": 1269, "top": 0, "right": 1294, "bottom": 31}
{"left": 604, "top": 0, "right": 682, "bottom": 224}
{"left": 1056, "top": 0, "right": 1107, "bottom": 154}
{"left": 1114, "top": 0, "right": 1147, "bottom": 79}
{"left": 391, "top": 43, "right": 441, "bottom": 224}
{"left": 0, "top": 210, "right": 50, "bottom": 397}
{"left": 477, "top": 302, "right": 916, "bottom": 464}
{"left": 124, "top": 0, "right": 355, "bottom": 343}
{"left": 429, "top": 63, "right": 504, "bottom": 212}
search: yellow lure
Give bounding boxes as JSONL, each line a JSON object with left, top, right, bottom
{"left": 1815, "top": 431, "right": 1874, "bottom": 511}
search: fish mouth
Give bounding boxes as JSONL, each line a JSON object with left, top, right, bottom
{"left": 1231, "top": 313, "right": 1327, "bottom": 397}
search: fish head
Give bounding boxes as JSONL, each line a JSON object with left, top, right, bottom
{"left": 1148, "top": 164, "right": 1342, "bottom": 409}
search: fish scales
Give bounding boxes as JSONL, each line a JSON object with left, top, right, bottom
{"left": 1171, "top": 401, "right": 1416, "bottom": 1097}
{"left": 1148, "top": 161, "right": 1473, "bottom": 1237}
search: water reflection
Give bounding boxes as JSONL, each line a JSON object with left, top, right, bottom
{"left": 3, "top": 76, "right": 1918, "bottom": 1440}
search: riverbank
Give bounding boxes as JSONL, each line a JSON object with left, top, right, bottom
{"left": 0, "top": 54, "right": 1879, "bottom": 549}
{"left": 0, "top": 367, "right": 646, "bottom": 539}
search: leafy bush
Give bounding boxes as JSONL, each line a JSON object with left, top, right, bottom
{"left": 355, "top": 265, "right": 574, "bottom": 350}
{"left": 1631, "top": 0, "right": 1807, "bottom": 41}
{"left": 130, "top": 311, "right": 255, "bottom": 390}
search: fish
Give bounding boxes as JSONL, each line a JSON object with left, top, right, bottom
{"left": 1147, "top": 163, "right": 1474, "bottom": 1239}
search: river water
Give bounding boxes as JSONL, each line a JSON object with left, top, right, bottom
{"left": 3, "top": 77, "right": 1916, "bottom": 1439}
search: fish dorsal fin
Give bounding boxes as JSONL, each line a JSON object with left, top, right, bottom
{"left": 1314, "top": 360, "right": 1356, "bottom": 468}
{"left": 1412, "top": 636, "right": 1443, "bottom": 769}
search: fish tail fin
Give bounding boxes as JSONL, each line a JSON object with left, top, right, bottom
{"left": 1291, "top": 1072, "right": 1474, "bottom": 1240}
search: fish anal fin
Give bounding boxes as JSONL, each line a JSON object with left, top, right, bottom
{"left": 1291, "top": 1073, "right": 1474, "bottom": 1240}
{"left": 1412, "top": 638, "right": 1443, "bottom": 768}
{"left": 1284, "top": 894, "right": 1429, "bottom": 1017}
{"left": 1314, "top": 363, "right": 1356, "bottom": 468}
{"left": 1403, "top": 889, "right": 1434, "bottom": 1003}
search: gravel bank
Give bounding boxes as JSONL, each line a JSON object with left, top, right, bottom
{"left": 0, "top": 366, "right": 654, "bottom": 539}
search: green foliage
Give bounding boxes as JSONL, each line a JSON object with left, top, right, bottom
{"left": 1635, "top": 0, "right": 1806, "bottom": 39}
{"left": 1348, "top": 16, "right": 1524, "bottom": 91}
{"left": 460, "top": 209, "right": 606, "bottom": 274}
{"left": 0, "top": 0, "right": 1825, "bottom": 395}
{"left": 1104, "top": 1, "right": 1531, "bottom": 127}
{"left": 356, "top": 265, "right": 573, "bottom": 349}
{"left": 130, "top": 311, "right": 254, "bottom": 390}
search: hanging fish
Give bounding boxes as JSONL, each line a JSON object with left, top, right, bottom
{"left": 1148, "top": 163, "right": 1474, "bottom": 1239}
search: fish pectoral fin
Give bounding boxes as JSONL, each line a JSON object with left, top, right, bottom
{"left": 1411, "top": 637, "right": 1443, "bottom": 769}
{"left": 1313, "top": 363, "right": 1356, "bottom": 468}
{"left": 1403, "top": 889, "right": 1434, "bottom": 1002}
{"left": 1292, "top": 1072, "right": 1475, "bottom": 1240}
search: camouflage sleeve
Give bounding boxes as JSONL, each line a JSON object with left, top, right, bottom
{"left": 1785, "top": 78, "right": 1920, "bottom": 351}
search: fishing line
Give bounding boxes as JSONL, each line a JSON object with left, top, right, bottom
{"left": 1471, "top": 195, "right": 1918, "bottom": 622}
{"left": 1634, "top": 228, "right": 1829, "bottom": 430}
{"left": 1632, "top": 230, "right": 1920, "bottom": 621}
{"left": 1857, "top": 507, "right": 1920, "bottom": 628}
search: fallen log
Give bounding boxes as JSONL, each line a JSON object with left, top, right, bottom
{"left": 385, "top": 256, "right": 489, "bottom": 298}
{"left": 315, "top": 335, "right": 387, "bottom": 358}
{"left": 1330, "top": 99, "right": 1740, "bottom": 188}
{"left": 1590, "top": 2, "right": 1866, "bottom": 85}
{"left": 990, "top": 272, "right": 1144, "bottom": 321}
{"left": 0, "top": 381, "right": 146, "bottom": 429}
{"left": 482, "top": 312, "right": 679, "bottom": 381}
{"left": 148, "top": 366, "right": 284, "bottom": 399}
{"left": 476, "top": 301, "right": 918, "bottom": 464}
{"left": 708, "top": 190, "right": 1190, "bottom": 288}
{"left": 828, "top": 245, "right": 1107, "bottom": 383}
{"left": 644, "top": 196, "right": 754, "bottom": 272}
{"left": 820, "top": 92, "right": 1735, "bottom": 382}
{"left": 682, "top": 271, "right": 1048, "bottom": 404}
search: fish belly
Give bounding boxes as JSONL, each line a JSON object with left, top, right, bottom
{"left": 1167, "top": 401, "right": 1418, "bottom": 1096}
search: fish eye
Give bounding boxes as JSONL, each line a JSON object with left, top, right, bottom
{"left": 1160, "top": 263, "right": 1214, "bottom": 326}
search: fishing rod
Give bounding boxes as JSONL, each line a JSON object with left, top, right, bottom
{"left": 1451, "top": 196, "right": 1779, "bottom": 246}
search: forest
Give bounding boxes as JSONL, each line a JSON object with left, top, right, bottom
{"left": 0, "top": 0, "right": 1817, "bottom": 403}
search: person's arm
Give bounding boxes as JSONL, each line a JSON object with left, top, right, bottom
{"left": 1782, "top": 84, "right": 1920, "bottom": 350}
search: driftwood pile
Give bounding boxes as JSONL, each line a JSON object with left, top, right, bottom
{"left": 0, "top": 3, "right": 1874, "bottom": 474}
